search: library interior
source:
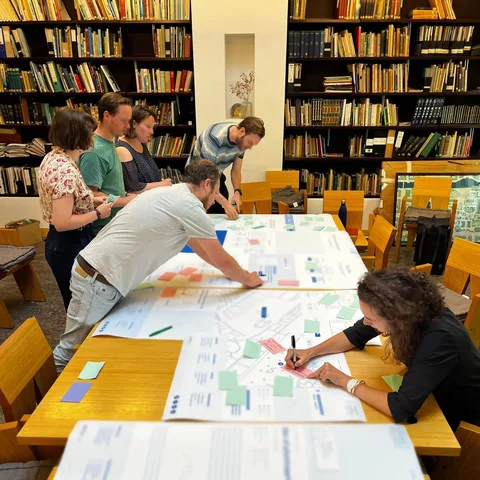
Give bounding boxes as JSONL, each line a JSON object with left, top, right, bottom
{"left": 0, "top": 0, "right": 480, "bottom": 479}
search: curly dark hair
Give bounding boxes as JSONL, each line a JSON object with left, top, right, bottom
{"left": 357, "top": 268, "right": 444, "bottom": 364}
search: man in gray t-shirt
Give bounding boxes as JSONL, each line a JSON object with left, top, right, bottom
{"left": 53, "top": 160, "right": 262, "bottom": 371}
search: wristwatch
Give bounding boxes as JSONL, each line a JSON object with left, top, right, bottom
{"left": 234, "top": 188, "right": 243, "bottom": 196}
{"left": 94, "top": 208, "right": 101, "bottom": 220}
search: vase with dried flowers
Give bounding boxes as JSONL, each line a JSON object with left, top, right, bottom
{"left": 230, "top": 71, "right": 255, "bottom": 118}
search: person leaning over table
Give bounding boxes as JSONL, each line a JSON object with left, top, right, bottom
{"left": 186, "top": 117, "right": 265, "bottom": 220}
{"left": 38, "top": 107, "right": 114, "bottom": 311}
{"left": 116, "top": 105, "right": 173, "bottom": 193}
{"left": 285, "top": 268, "right": 480, "bottom": 431}
{"left": 53, "top": 160, "right": 263, "bottom": 372}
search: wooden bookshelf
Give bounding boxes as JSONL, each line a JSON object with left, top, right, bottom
{"left": 0, "top": 0, "right": 195, "bottom": 197}
{"left": 284, "top": 0, "right": 480, "bottom": 197}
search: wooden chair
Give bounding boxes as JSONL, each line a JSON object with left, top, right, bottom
{"left": 240, "top": 181, "right": 272, "bottom": 214}
{"left": 0, "top": 317, "right": 57, "bottom": 461}
{"left": 265, "top": 170, "right": 308, "bottom": 214}
{"left": 0, "top": 228, "right": 46, "bottom": 328}
{"left": 429, "top": 422, "right": 480, "bottom": 479}
{"left": 394, "top": 176, "right": 458, "bottom": 263}
{"left": 361, "top": 215, "right": 397, "bottom": 271}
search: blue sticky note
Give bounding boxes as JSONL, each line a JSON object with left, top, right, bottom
{"left": 261, "top": 307, "right": 267, "bottom": 318}
{"left": 61, "top": 382, "right": 92, "bottom": 403}
{"left": 181, "top": 230, "right": 227, "bottom": 253}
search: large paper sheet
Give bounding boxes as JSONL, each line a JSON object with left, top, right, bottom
{"left": 163, "top": 333, "right": 366, "bottom": 422}
{"left": 145, "top": 250, "right": 366, "bottom": 290}
{"left": 210, "top": 213, "right": 337, "bottom": 231}
{"left": 55, "top": 421, "right": 424, "bottom": 480}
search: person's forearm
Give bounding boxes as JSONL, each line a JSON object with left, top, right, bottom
{"left": 310, "top": 332, "right": 356, "bottom": 357}
{"left": 216, "top": 254, "right": 250, "bottom": 284}
{"left": 215, "top": 193, "right": 230, "bottom": 208}
{"left": 53, "top": 211, "right": 97, "bottom": 232}
{"left": 352, "top": 384, "right": 392, "bottom": 417}
{"left": 114, "top": 195, "right": 133, "bottom": 207}
{"left": 231, "top": 168, "right": 241, "bottom": 190}
{"left": 188, "top": 240, "right": 217, "bottom": 268}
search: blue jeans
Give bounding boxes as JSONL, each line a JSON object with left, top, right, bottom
{"left": 53, "top": 259, "right": 123, "bottom": 372}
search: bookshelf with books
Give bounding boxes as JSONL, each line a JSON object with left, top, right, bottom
{"left": 0, "top": 0, "right": 195, "bottom": 198}
{"left": 284, "top": 0, "right": 480, "bottom": 198}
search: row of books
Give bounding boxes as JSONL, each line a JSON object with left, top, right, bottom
{"left": 118, "top": 0, "right": 190, "bottom": 20}
{"left": 153, "top": 26, "right": 192, "bottom": 59}
{"left": 288, "top": 26, "right": 409, "bottom": 58}
{"left": 336, "top": 0, "right": 402, "bottom": 19}
{"left": 0, "top": 27, "right": 31, "bottom": 58}
{"left": 142, "top": 100, "right": 181, "bottom": 126}
{"left": 134, "top": 64, "right": 192, "bottom": 93}
{"left": 147, "top": 134, "right": 196, "bottom": 157}
{"left": 427, "top": 0, "right": 456, "bottom": 20}
{"left": 45, "top": 27, "right": 122, "bottom": 58}
{"left": 285, "top": 98, "right": 398, "bottom": 127}
{"left": 440, "top": 105, "right": 480, "bottom": 125}
{"left": 323, "top": 76, "right": 353, "bottom": 93}
{"left": 0, "top": 64, "right": 37, "bottom": 92}
{"left": 1, "top": 0, "right": 70, "bottom": 21}
{"left": 158, "top": 167, "right": 183, "bottom": 184}
{"left": 422, "top": 61, "right": 469, "bottom": 93}
{"left": 397, "top": 131, "right": 473, "bottom": 158}
{"left": 0, "top": 166, "right": 39, "bottom": 196}
{"left": 415, "top": 26, "right": 474, "bottom": 55}
{"left": 284, "top": 134, "right": 327, "bottom": 158}
{"left": 347, "top": 63, "right": 409, "bottom": 93}
{"left": 289, "top": 0, "right": 307, "bottom": 20}
{"left": 0, "top": 139, "right": 46, "bottom": 157}
{"left": 299, "top": 168, "right": 382, "bottom": 197}
{"left": 77, "top": 0, "right": 119, "bottom": 20}
{"left": 0, "top": 99, "right": 61, "bottom": 125}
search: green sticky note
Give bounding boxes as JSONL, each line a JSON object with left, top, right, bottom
{"left": 304, "top": 319, "right": 320, "bottom": 333}
{"left": 337, "top": 307, "right": 357, "bottom": 320}
{"left": 284, "top": 224, "right": 295, "bottom": 230}
{"left": 78, "top": 361, "right": 105, "bottom": 380}
{"left": 211, "top": 217, "right": 224, "bottom": 224}
{"left": 350, "top": 296, "right": 360, "bottom": 309}
{"left": 243, "top": 339, "right": 261, "bottom": 359}
{"left": 314, "top": 226, "right": 326, "bottom": 231}
{"left": 306, "top": 261, "right": 318, "bottom": 270}
{"left": 314, "top": 217, "right": 324, "bottom": 222}
{"left": 228, "top": 225, "right": 241, "bottom": 231}
{"left": 382, "top": 374, "right": 404, "bottom": 392}
{"left": 218, "top": 371, "right": 238, "bottom": 390}
{"left": 305, "top": 216, "right": 314, "bottom": 222}
{"left": 134, "top": 282, "right": 155, "bottom": 291}
{"left": 226, "top": 386, "right": 247, "bottom": 406}
{"left": 244, "top": 216, "right": 254, "bottom": 221}
{"left": 252, "top": 225, "right": 266, "bottom": 230}
{"left": 299, "top": 222, "right": 311, "bottom": 227}
{"left": 326, "top": 227, "right": 337, "bottom": 232}
{"left": 273, "top": 376, "right": 294, "bottom": 397}
{"left": 319, "top": 293, "right": 338, "bottom": 306}
{"left": 244, "top": 221, "right": 254, "bottom": 225}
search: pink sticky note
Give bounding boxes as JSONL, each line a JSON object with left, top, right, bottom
{"left": 189, "top": 273, "right": 203, "bottom": 282}
{"left": 282, "top": 364, "right": 314, "bottom": 379}
{"left": 248, "top": 239, "right": 260, "bottom": 246}
{"left": 259, "top": 338, "right": 287, "bottom": 355}
{"left": 158, "top": 272, "right": 176, "bottom": 281}
{"left": 161, "top": 287, "right": 177, "bottom": 298}
{"left": 277, "top": 279, "right": 300, "bottom": 287}
{"left": 178, "top": 267, "right": 197, "bottom": 276}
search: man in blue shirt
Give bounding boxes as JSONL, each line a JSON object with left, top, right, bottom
{"left": 186, "top": 117, "right": 265, "bottom": 219}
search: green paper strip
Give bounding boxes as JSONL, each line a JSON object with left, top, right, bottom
{"left": 273, "top": 376, "right": 294, "bottom": 397}
{"left": 243, "top": 339, "right": 261, "bottom": 359}
{"left": 304, "top": 319, "right": 320, "bottom": 333}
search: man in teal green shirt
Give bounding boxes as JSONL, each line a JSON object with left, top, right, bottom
{"left": 80, "top": 93, "right": 136, "bottom": 234}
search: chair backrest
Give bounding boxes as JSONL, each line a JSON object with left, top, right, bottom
{"left": 412, "top": 176, "right": 452, "bottom": 210}
{"left": 323, "top": 191, "right": 364, "bottom": 230}
{"left": 265, "top": 171, "right": 299, "bottom": 192}
{"left": 0, "top": 318, "right": 57, "bottom": 422}
{"left": 0, "top": 422, "right": 36, "bottom": 463}
{"left": 0, "top": 228, "right": 22, "bottom": 246}
{"left": 240, "top": 181, "right": 272, "bottom": 214}
{"left": 443, "top": 237, "right": 480, "bottom": 299}
{"left": 430, "top": 422, "right": 480, "bottom": 480}
{"left": 366, "top": 215, "right": 397, "bottom": 270}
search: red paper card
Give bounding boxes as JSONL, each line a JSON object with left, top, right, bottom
{"left": 248, "top": 239, "right": 260, "bottom": 246}
{"left": 259, "top": 338, "right": 287, "bottom": 354}
{"left": 178, "top": 267, "right": 197, "bottom": 276}
{"left": 189, "top": 273, "right": 203, "bottom": 282}
{"left": 281, "top": 364, "right": 314, "bottom": 379}
{"left": 158, "top": 272, "right": 176, "bottom": 281}
{"left": 277, "top": 279, "right": 300, "bottom": 287}
{"left": 161, "top": 287, "right": 177, "bottom": 298}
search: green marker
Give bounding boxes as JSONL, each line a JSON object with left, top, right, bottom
{"left": 149, "top": 326, "right": 173, "bottom": 337}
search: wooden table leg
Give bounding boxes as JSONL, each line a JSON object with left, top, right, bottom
{"left": 0, "top": 299, "right": 14, "bottom": 328}
{"left": 13, "top": 263, "right": 46, "bottom": 302}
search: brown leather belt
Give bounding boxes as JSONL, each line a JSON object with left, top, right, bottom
{"left": 76, "top": 255, "right": 112, "bottom": 286}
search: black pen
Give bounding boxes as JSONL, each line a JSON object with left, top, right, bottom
{"left": 291, "top": 335, "right": 297, "bottom": 370}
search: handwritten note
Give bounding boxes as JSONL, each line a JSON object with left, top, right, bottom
{"left": 259, "top": 338, "right": 287, "bottom": 355}
{"left": 281, "top": 364, "right": 314, "bottom": 379}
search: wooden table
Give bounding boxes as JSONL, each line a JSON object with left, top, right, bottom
{"left": 332, "top": 215, "right": 369, "bottom": 252}
{"left": 17, "top": 331, "right": 460, "bottom": 456}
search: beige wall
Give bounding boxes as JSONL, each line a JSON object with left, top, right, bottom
{"left": 191, "top": 0, "right": 288, "bottom": 190}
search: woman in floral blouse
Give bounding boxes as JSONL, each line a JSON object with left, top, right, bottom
{"left": 38, "top": 107, "right": 113, "bottom": 310}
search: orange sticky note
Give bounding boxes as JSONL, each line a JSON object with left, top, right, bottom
{"left": 189, "top": 273, "right": 203, "bottom": 282}
{"left": 178, "top": 267, "right": 197, "bottom": 276}
{"left": 161, "top": 287, "right": 177, "bottom": 298}
{"left": 278, "top": 279, "right": 300, "bottom": 287}
{"left": 158, "top": 272, "right": 176, "bottom": 281}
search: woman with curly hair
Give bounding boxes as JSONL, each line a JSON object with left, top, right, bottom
{"left": 285, "top": 268, "right": 480, "bottom": 430}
